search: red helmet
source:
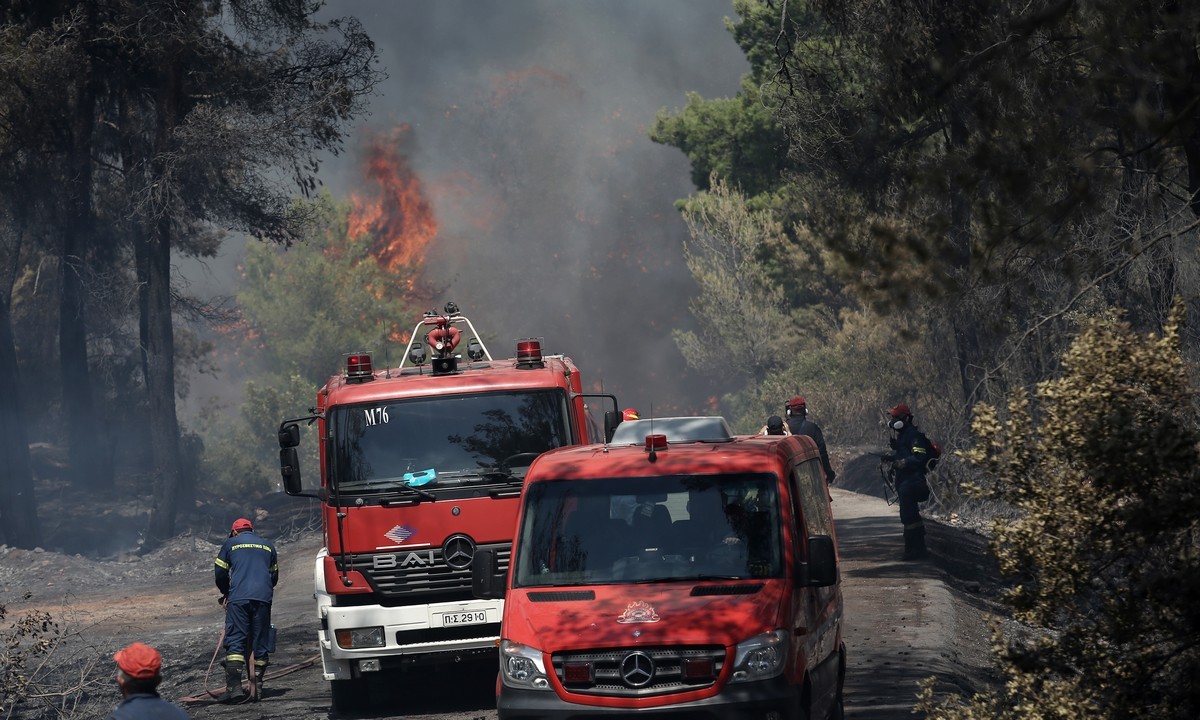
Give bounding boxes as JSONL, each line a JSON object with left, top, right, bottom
{"left": 786, "top": 396, "right": 806, "bottom": 410}
{"left": 622, "top": 408, "right": 639, "bottom": 421}
{"left": 888, "top": 404, "right": 912, "bottom": 418}
{"left": 231, "top": 518, "right": 253, "bottom": 533}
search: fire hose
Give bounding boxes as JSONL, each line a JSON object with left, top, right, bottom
{"left": 178, "top": 599, "right": 319, "bottom": 705}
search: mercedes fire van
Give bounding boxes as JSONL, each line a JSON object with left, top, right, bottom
{"left": 472, "top": 417, "right": 845, "bottom": 719}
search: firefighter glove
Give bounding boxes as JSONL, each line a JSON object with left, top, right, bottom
{"left": 218, "top": 594, "right": 227, "bottom": 607}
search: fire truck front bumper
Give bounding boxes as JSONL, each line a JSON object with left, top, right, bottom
{"left": 317, "top": 597, "right": 503, "bottom": 680}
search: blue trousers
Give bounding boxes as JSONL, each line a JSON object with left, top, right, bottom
{"left": 224, "top": 599, "right": 272, "bottom": 665}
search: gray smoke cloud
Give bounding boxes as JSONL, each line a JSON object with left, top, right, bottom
{"left": 184, "top": 1, "right": 750, "bottom": 418}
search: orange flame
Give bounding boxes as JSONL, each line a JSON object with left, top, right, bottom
{"left": 347, "top": 127, "right": 438, "bottom": 273}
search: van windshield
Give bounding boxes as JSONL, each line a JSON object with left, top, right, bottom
{"left": 329, "top": 389, "right": 571, "bottom": 494}
{"left": 513, "top": 473, "right": 783, "bottom": 587}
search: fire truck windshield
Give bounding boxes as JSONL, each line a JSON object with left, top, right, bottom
{"left": 329, "top": 389, "right": 572, "bottom": 494}
{"left": 513, "top": 473, "right": 783, "bottom": 587}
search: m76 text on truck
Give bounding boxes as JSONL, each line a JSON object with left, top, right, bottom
{"left": 277, "top": 303, "right": 617, "bottom": 712}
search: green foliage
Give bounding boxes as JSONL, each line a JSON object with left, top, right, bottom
{"left": 650, "top": 81, "right": 788, "bottom": 200}
{"left": 672, "top": 175, "right": 796, "bottom": 384}
{"left": 198, "top": 193, "right": 418, "bottom": 498}
{"left": 237, "top": 192, "right": 415, "bottom": 386}
{"left": 927, "top": 303, "right": 1200, "bottom": 719}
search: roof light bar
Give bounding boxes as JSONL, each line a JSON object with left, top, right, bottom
{"left": 515, "top": 339, "right": 544, "bottom": 368}
{"left": 346, "top": 353, "right": 374, "bottom": 382}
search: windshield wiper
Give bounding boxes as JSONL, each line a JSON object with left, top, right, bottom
{"left": 605, "top": 575, "right": 744, "bottom": 585}
{"left": 339, "top": 479, "right": 436, "bottom": 502}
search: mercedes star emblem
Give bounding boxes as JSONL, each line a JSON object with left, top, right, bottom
{"left": 619, "top": 651, "right": 655, "bottom": 688}
{"left": 442, "top": 534, "right": 476, "bottom": 571}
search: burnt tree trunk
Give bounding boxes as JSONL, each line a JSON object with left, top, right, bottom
{"left": 143, "top": 61, "right": 185, "bottom": 549}
{"left": 60, "top": 47, "right": 112, "bottom": 490}
{"left": 0, "top": 230, "right": 41, "bottom": 548}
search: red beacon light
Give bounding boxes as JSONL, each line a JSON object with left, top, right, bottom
{"left": 515, "top": 339, "right": 544, "bottom": 368}
{"left": 346, "top": 353, "right": 374, "bottom": 382}
{"left": 645, "top": 434, "right": 668, "bottom": 463}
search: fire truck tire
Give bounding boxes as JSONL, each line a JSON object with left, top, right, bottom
{"left": 330, "top": 677, "right": 372, "bottom": 715}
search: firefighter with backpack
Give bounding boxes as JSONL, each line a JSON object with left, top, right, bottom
{"left": 882, "top": 404, "right": 940, "bottom": 560}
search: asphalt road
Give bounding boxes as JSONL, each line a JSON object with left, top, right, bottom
{"left": 169, "top": 486, "right": 999, "bottom": 720}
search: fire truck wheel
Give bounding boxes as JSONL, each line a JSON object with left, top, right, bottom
{"left": 330, "top": 677, "right": 372, "bottom": 715}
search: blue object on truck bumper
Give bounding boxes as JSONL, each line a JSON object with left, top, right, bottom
{"left": 497, "top": 676, "right": 800, "bottom": 719}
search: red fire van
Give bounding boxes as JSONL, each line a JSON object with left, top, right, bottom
{"left": 473, "top": 417, "right": 845, "bottom": 719}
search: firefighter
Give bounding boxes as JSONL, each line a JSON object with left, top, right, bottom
{"left": 784, "top": 396, "right": 836, "bottom": 485}
{"left": 883, "top": 404, "right": 933, "bottom": 560}
{"left": 109, "top": 642, "right": 191, "bottom": 719}
{"left": 760, "top": 415, "right": 791, "bottom": 436}
{"left": 622, "top": 407, "right": 640, "bottom": 421}
{"left": 214, "top": 517, "right": 278, "bottom": 701}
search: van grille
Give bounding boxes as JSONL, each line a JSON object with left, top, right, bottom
{"left": 338, "top": 543, "right": 510, "bottom": 603}
{"left": 551, "top": 645, "right": 726, "bottom": 697}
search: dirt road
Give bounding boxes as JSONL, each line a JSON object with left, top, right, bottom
{"left": 2, "top": 486, "right": 1001, "bottom": 719}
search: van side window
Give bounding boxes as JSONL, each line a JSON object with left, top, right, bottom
{"left": 791, "top": 459, "right": 834, "bottom": 538}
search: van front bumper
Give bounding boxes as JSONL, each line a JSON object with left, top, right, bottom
{"left": 497, "top": 676, "right": 799, "bottom": 720}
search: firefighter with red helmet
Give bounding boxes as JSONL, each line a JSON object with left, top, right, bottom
{"left": 214, "top": 517, "right": 278, "bottom": 700}
{"left": 784, "top": 396, "right": 836, "bottom": 485}
{"left": 883, "top": 404, "right": 935, "bottom": 560}
{"left": 622, "top": 408, "right": 639, "bottom": 422}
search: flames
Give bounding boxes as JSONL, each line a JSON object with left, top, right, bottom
{"left": 347, "top": 127, "right": 438, "bottom": 273}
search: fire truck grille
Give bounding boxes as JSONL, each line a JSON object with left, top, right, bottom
{"left": 551, "top": 646, "right": 726, "bottom": 697}
{"left": 340, "top": 543, "right": 510, "bottom": 602}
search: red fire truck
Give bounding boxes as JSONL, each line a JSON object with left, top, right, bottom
{"left": 472, "top": 416, "right": 846, "bottom": 719}
{"left": 278, "top": 303, "right": 617, "bottom": 712}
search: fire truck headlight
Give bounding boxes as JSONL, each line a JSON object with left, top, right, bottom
{"left": 500, "top": 640, "right": 551, "bottom": 690}
{"left": 729, "top": 629, "right": 788, "bottom": 683}
{"left": 335, "top": 626, "right": 385, "bottom": 649}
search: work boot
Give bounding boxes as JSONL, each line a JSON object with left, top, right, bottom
{"left": 224, "top": 660, "right": 246, "bottom": 702}
{"left": 253, "top": 660, "right": 267, "bottom": 701}
{"left": 902, "top": 528, "right": 928, "bottom": 561}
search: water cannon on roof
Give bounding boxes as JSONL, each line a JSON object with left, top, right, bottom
{"left": 400, "top": 302, "right": 493, "bottom": 375}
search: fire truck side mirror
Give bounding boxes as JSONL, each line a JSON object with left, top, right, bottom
{"left": 471, "top": 549, "right": 505, "bottom": 599}
{"left": 801, "top": 535, "right": 838, "bottom": 588}
{"left": 279, "top": 423, "right": 301, "bottom": 449}
{"left": 280, "top": 447, "right": 303, "bottom": 495}
{"left": 604, "top": 410, "right": 621, "bottom": 443}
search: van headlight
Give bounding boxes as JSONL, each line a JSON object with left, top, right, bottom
{"left": 500, "top": 640, "right": 551, "bottom": 690}
{"left": 729, "top": 629, "right": 789, "bottom": 683}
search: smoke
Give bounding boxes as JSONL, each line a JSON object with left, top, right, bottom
{"left": 182, "top": 0, "right": 749, "bottom": 418}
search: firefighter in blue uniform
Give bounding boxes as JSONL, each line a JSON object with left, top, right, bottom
{"left": 883, "top": 404, "right": 934, "bottom": 560}
{"left": 214, "top": 517, "right": 278, "bottom": 700}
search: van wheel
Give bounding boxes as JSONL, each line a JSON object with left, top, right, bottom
{"left": 330, "top": 677, "right": 372, "bottom": 716}
{"left": 829, "top": 694, "right": 845, "bottom": 720}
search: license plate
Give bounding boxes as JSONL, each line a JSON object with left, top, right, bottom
{"left": 441, "top": 610, "right": 487, "bottom": 627}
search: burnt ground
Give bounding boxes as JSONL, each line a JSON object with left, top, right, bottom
{"left": 1, "top": 454, "right": 1008, "bottom": 720}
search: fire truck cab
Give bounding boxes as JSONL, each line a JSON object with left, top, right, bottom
{"left": 472, "top": 420, "right": 845, "bottom": 719}
{"left": 278, "top": 304, "right": 617, "bottom": 712}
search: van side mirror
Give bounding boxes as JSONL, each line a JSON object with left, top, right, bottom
{"left": 604, "top": 410, "right": 621, "bottom": 442}
{"left": 471, "top": 549, "right": 506, "bottom": 599}
{"left": 804, "top": 535, "right": 838, "bottom": 587}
